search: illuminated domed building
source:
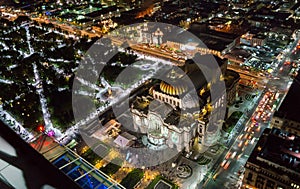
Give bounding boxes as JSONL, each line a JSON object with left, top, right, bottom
{"left": 130, "top": 57, "right": 240, "bottom": 152}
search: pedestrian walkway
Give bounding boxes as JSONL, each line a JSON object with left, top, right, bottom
{"left": 111, "top": 162, "right": 134, "bottom": 183}
{"left": 95, "top": 149, "right": 120, "bottom": 169}
{"left": 136, "top": 170, "right": 160, "bottom": 189}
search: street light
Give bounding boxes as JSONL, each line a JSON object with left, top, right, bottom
{"left": 172, "top": 163, "right": 176, "bottom": 168}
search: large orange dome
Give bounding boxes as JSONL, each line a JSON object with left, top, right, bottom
{"left": 159, "top": 81, "right": 187, "bottom": 96}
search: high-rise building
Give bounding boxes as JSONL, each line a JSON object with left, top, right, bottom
{"left": 242, "top": 128, "right": 300, "bottom": 189}
{"left": 271, "top": 71, "right": 300, "bottom": 136}
{"left": 0, "top": 120, "right": 82, "bottom": 189}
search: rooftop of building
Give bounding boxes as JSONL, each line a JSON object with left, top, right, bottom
{"left": 132, "top": 94, "right": 153, "bottom": 115}
{"left": 224, "top": 47, "right": 251, "bottom": 61}
{"left": 248, "top": 27, "right": 269, "bottom": 35}
{"left": 248, "top": 8, "right": 291, "bottom": 25}
{"left": 85, "top": 5, "right": 119, "bottom": 18}
{"left": 270, "top": 27, "right": 293, "bottom": 36}
{"left": 0, "top": 120, "right": 82, "bottom": 189}
{"left": 291, "top": 1, "right": 300, "bottom": 11}
{"left": 247, "top": 128, "right": 300, "bottom": 182}
{"left": 224, "top": 69, "right": 240, "bottom": 89}
{"left": 132, "top": 55, "right": 230, "bottom": 113}
{"left": 188, "top": 26, "right": 239, "bottom": 51}
{"left": 274, "top": 70, "right": 300, "bottom": 123}
{"left": 132, "top": 95, "right": 196, "bottom": 128}
{"left": 208, "top": 17, "right": 249, "bottom": 35}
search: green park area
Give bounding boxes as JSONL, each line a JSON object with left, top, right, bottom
{"left": 223, "top": 111, "right": 243, "bottom": 133}
{"left": 100, "top": 157, "right": 123, "bottom": 176}
{"left": 120, "top": 168, "right": 144, "bottom": 189}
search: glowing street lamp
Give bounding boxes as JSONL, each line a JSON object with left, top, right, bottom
{"left": 37, "top": 125, "right": 45, "bottom": 133}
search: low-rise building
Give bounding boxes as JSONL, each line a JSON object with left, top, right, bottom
{"left": 188, "top": 23, "right": 241, "bottom": 57}
{"left": 240, "top": 32, "right": 266, "bottom": 47}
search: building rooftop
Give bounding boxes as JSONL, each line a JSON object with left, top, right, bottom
{"left": 188, "top": 26, "right": 239, "bottom": 51}
{"left": 224, "top": 47, "right": 251, "bottom": 62}
{"left": 248, "top": 128, "right": 300, "bottom": 182}
{"left": 224, "top": 69, "right": 240, "bottom": 89}
{"left": 274, "top": 70, "right": 300, "bottom": 123}
{"left": 132, "top": 95, "right": 193, "bottom": 128}
{"left": 85, "top": 6, "right": 119, "bottom": 18}
{"left": 0, "top": 120, "right": 82, "bottom": 189}
{"left": 132, "top": 95, "right": 152, "bottom": 115}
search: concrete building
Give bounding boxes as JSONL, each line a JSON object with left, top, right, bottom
{"left": 271, "top": 72, "right": 300, "bottom": 136}
{"left": 224, "top": 69, "right": 240, "bottom": 105}
{"left": 188, "top": 22, "right": 241, "bottom": 57}
{"left": 243, "top": 128, "right": 300, "bottom": 189}
{"left": 130, "top": 58, "right": 239, "bottom": 151}
{"left": 0, "top": 120, "right": 82, "bottom": 189}
{"left": 240, "top": 32, "right": 266, "bottom": 47}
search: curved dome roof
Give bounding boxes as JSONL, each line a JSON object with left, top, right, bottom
{"left": 159, "top": 81, "right": 187, "bottom": 96}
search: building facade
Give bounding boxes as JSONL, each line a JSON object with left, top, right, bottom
{"left": 243, "top": 128, "right": 300, "bottom": 189}
{"left": 271, "top": 71, "right": 300, "bottom": 136}
{"left": 240, "top": 33, "right": 266, "bottom": 47}
{"left": 130, "top": 59, "right": 237, "bottom": 152}
{"left": 271, "top": 116, "right": 300, "bottom": 137}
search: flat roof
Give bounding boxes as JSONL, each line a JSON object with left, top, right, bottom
{"left": 225, "top": 47, "right": 251, "bottom": 59}
{"left": 0, "top": 120, "right": 82, "bottom": 189}
{"left": 224, "top": 70, "right": 240, "bottom": 89}
{"left": 274, "top": 70, "right": 300, "bottom": 123}
{"left": 193, "top": 31, "right": 238, "bottom": 51}
{"left": 248, "top": 128, "right": 300, "bottom": 182}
